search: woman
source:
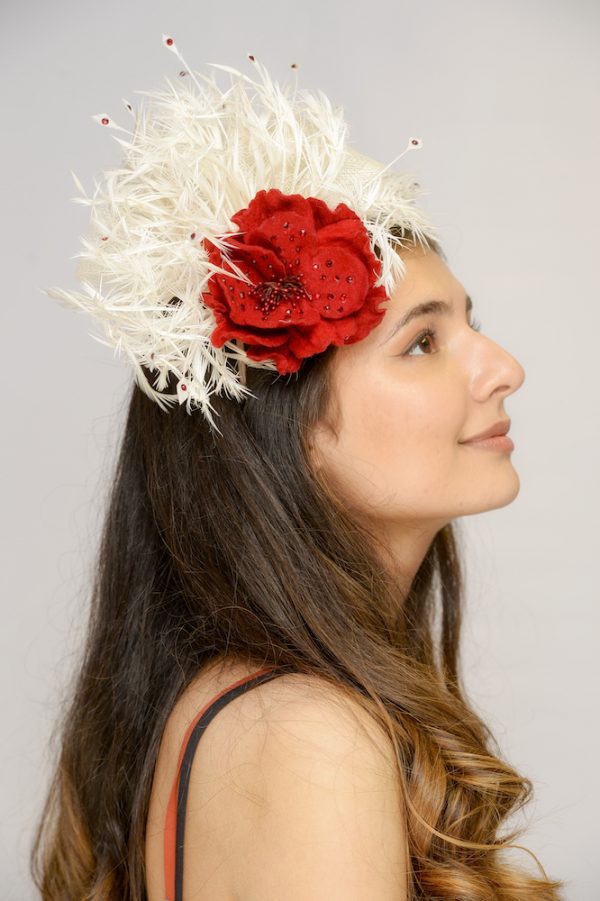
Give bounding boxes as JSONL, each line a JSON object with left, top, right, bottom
{"left": 31, "top": 36, "right": 565, "bottom": 901}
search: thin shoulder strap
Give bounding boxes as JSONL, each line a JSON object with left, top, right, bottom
{"left": 163, "top": 665, "right": 289, "bottom": 901}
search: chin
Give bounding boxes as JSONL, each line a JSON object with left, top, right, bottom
{"left": 453, "top": 467, "right": 521, "bottom": 517}
{"left": 481, "top": 469, "right": 521, "bottom": 513}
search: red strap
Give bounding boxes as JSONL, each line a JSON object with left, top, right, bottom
{"left": 163, "top": 666, "right": 280, "bottom": 901}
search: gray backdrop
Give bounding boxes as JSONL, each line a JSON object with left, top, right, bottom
{"left": 2, "top": 0, "right": 598, "bottom": 898}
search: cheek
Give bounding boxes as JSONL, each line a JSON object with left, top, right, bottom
{"left": 328, "top": 368, "right": 467, "bottom": 509}
{"left": 347, "top": 371, "right": 458, "bottom": 460}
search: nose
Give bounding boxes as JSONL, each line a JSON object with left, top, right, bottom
{"left": 468, "top": 334, "right": 526, "bottom": 401}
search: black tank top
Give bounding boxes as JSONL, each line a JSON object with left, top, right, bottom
{"left": 163, "top": 665, "right": 290, "bottom": 901}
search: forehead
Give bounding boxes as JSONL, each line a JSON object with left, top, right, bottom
{"left": 387, "top": 247, "right": 461, "bottom": 306}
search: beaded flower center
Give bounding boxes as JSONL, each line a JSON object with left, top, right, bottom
{"left": 249, "top": 273, "right": 312, "bottom": 320}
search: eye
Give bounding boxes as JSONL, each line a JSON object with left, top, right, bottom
{"left": 403, "top": 327, "right": 438, "bottom": 357}
{"left": 402, "top": 316, "right": 482, "bottom": 358}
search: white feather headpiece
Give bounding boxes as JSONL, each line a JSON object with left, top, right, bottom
{"left": 44, "top": 34, "right": 439, "bottom": 432}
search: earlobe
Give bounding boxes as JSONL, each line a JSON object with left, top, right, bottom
{"left": 306, "top": 441, "right": 321, "bottom": 474}
{"left": 305, "top": 425, "right": 327, "bottom": 474}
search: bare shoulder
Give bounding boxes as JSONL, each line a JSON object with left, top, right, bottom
{"left": 217, "top": 669, "right": 400, "bottom": 776}
{"left": 185, "top": 668, "right": 409, "bottom": 900}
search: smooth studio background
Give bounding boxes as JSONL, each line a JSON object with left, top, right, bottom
{"left": 2, "top": 1, "right": 598, "bottom": 898}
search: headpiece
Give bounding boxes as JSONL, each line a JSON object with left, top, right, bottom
{"left": 44, "top": 34, "right": 439, "bottom": 432}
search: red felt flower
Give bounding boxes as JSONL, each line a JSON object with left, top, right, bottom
{"left": 200, "top": 187, "right": 388, "bottom": 374}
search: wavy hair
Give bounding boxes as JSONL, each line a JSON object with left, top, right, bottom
{"left": 31, "top": 232, "right": 565, "bottom": 900}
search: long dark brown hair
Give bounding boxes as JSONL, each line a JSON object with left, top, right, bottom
{"left": 31, "top": 233, "right": 565, "bottom": 899}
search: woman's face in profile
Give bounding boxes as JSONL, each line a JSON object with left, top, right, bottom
{"left": 309, "top": 245, "right": 526, "bottom": 534}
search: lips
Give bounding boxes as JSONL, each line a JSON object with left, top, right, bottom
{"left": 460, "top": 418, "right": 511, "bottom": 443}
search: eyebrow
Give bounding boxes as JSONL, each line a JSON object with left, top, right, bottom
{"left": 378, "top": 293, "right": 473, "bottom": 346}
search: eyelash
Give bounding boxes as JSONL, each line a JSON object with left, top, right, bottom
{"left": 403, "top": 317, "right": 482, "bottom": 357}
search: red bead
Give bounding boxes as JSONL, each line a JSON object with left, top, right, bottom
{"left": 101, "top": 117, "right": 109, "bottom": 125}
{"left": 181, "top": 383, "right": 187, "bottom": 390}
{"left": 166, "top": 37, "right": 174, "bottom": 46}
{"left": 190, "top": 232, "right": 196, "bottom": 239}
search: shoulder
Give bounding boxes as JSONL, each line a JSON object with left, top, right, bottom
{"left": 184, "top": 666, "right": 409, "bottom": 900}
